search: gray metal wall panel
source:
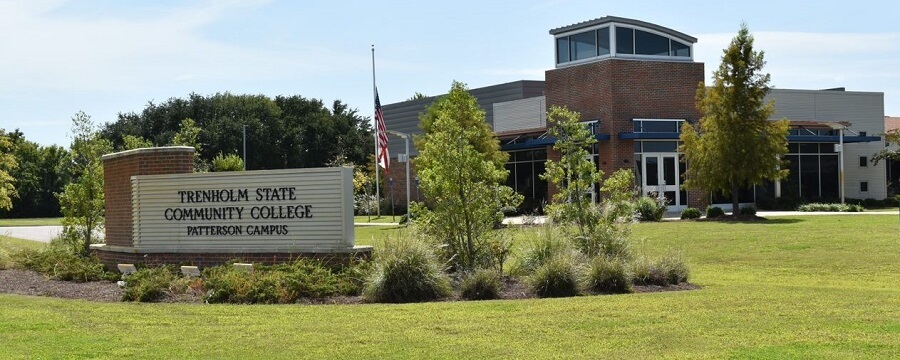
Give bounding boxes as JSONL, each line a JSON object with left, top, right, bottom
{"left": 769, "top": 89, "right": 886, "bottom": 199}
{"left": 382, "top": 80, "right": 546, "bottom": 157}
{"left": 493, "top": 96, "right": 547, "bottom": 133}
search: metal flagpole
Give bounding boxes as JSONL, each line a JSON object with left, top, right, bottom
{"left": 372, "top": 45, "right": 381, "bottom": 217}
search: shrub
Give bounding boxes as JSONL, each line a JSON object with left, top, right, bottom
{"left": 705, "top": 206, "right": 725, "bottom": 218}
{"left": 123, "top": 267, "right": 178, "bottom": 302}
{"left": 363, "top": 238, "right": 451, "bottom": 303}
{"left": 354, "top": 194, "right": 379, "bottom": 216}
{"left": 576, "top": 218, "right": 633, "bottom": 260}
{"left": 587, "top": 256, "right": 633, "bottom": 294}
{"left": 12, "top": 247, "right": 116, "bottom": 282}
{"left": 680, "top": 207, "right": 701, "bottom": 220}
{"left": 636, "top": 196, "right": 666, "bottom": 221}
{"left": 529, "top": 256, "right": 581, "bottom": 298}
{"left": 659, "top": 253, "right": 690, "bottom": 284}
{"left": 460, "top": 269, "right": 502, "bottom": 300}
{"left": 798, "top": 203, "right": 865, "bottom": 212}
{"left": 203, "top": 259, "right": 364, "bottom": 304}
{"left": 739, "top": 205, "right": 757, "bottom": 216}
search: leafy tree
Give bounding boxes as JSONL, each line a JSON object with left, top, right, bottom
{"left": 406, "top": 92, "right": 428, "bottom": 101}
{"left": 873, "top": 129, "right": 900, "bottom": 165}
{"left": 102, "top": 93, "right": 374, "bottom": 170}
{"left": 0, "top": 130, "right": 18, "bottom": 211}
{"left": 0, "top": 131, "right": 71, "bottom": 218}
{"left": 211, "top": 153, "right": 245, "bottom": 172}
{"left": 57, "top": 112, "right": 112, "bottom": 256}
{"left": 122, "top": 135, "right": 153, "bottom": 150}
{"left": 414, "top": 81, "right": 521, "bottom": 270}
{"left": 680, "top": 23, "right": 788, "bottom": 215}
{"left": 541, "top": 106, "right": 603, "bottom": 238}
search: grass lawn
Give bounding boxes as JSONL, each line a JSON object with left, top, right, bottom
{"left": 2, "top": 216, "right": 899, "bottom": 358}
{"left": 0, "top": 217, "right": 63, "bottom": 227}
{"left": 354, "top": 215, "right": 401, "bottom": 224}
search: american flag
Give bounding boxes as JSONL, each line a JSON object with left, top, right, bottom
{"left": 375, "top": 89, "right": 389, "bottom": 172}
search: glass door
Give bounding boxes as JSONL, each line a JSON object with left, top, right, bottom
{"left": 641, "top": 153, "right": 685, "bottom": 212}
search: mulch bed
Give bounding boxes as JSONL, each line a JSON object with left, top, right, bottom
{"left": 0, "top": 269, "right": 699, "bottom": 304}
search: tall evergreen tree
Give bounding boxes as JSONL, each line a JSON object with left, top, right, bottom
{"left": 680, "top": 23, "right": 788, "bottom": 215}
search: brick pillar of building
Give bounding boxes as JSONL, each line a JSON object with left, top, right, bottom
{"left": 101, "top": 147, "right": 195, "bottom": 247}
{"left": 545, "top": 59, "right": 704, "bottom": 205}
{"left": 383, "top": 158, "right": 420, "bottom": 213}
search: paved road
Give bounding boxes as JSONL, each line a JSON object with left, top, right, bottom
{"left": 0, "top": 226, "right": 64, "bottom": 243}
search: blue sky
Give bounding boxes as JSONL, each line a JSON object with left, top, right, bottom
{"left": 2, "top": 0, "right": 898, "bottom": 147}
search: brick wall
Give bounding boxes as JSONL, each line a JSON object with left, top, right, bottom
{"left": 102, "top": 147, "right": 195, "bottom": 247}
{"left": 545, "top": 59, "right": 705, "bottom": 207}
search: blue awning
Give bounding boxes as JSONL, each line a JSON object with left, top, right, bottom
{"left": 618, "top": 132, "right": 680, "bottom": 140}
{"left": 500, "top": 133, "right": 611, "bottom": 151}
{"left": 787, "top": 135, "right": 882, "bottom": 143}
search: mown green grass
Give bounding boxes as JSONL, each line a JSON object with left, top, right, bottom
{"left": 0, "top": 217, "right": 63, "bottom": 227}
{"left": 353, "top": 215, "right": 400, "bottom": 224}
{"left": 1, "top": 216, "right": 899, "bottom": 358}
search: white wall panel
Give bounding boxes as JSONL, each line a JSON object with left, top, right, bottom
{"left": 131, "top": 168, "right": 354, "bottom": 252}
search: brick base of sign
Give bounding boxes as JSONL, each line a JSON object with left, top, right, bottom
{"left": 90, "top": 245, "right": 373, "bottom": 270}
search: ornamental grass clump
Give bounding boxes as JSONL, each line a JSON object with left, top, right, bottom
{"left": 363, "top": 237, "right": 451, "bottom": 303}
{"left": 632, "top": 252, "right": 690, "bottom": 286}
{"left": 586, "top": 256, "right": 633, "bottom": 294}
{"left": 460, "top": 269, "right": 502, "bottom": 301}
{"left": 529, "top": 256, "right": 581, "bottom": 298}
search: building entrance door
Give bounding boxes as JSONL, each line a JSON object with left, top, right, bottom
{"left": 641, "top": 153, "right": 685, "bottom": 212}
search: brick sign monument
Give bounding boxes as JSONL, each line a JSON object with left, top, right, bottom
{"left": 91, "top": 146, "right": 370, "bottom": 268}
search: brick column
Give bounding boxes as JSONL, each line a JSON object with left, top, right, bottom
{"left": 101, "top": 147, "right": 195, "bottom": 247}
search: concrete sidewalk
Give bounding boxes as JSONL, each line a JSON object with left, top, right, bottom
{"left": 0, "top": 226, "right": 64, "bottom": 243}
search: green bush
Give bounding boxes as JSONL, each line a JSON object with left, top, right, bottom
{"left": 123, "top": 267, "right": 178, "bottom": 302}
{"left": 12, "top": 247, "right": 116, "bottom": 282}
{"left": 636, "top": 196, "right": 666, "bottom": 221}
{"left": 632, "top": 253, "right": 690, "bottom": 286}
{"left": 798, "top": 203, "right": 865, "bottom": 212}
{"left": 587, "top": 256, "right": 633, "bottom": 294}
{"left": 529, "top": 256, "right": 581, "bottom": 298}
{"left": 680, "top": 208, "right": 701, "bottom": 220}
{"left": 460, "top": 269, "right": 502, "bottom": 300}
{"left": 739, "top": 205, "right": 757, "bottom": 216}
{"left": 363, "top": 238, "right": 451, "bottom": 303}
{"left": 705, "top": 206, "right": 725, "bottom": 218}
{"left": 203, "top": 259, "right": 365, "bottom": 304}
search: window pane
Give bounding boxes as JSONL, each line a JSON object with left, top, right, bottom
{"left": 641, "top": 120, "right": 678, "bottom": 133}
{"left": 671, "top": 40, "right": 690, "bottom": 57}
{"left": 642, "top": 141, "right": 678, "bottom": 152}
{"left": 634, "top": 29, "right": 670, "bottom": 56}
{"left": 645, "top": 156, "right": 658, "bottom": 186}
{"left": 859, "top": 156, "right": 868, "bottom": 167}
{"left": 784, "top": 155, "right": 801, "bottom": 199}
{"left": 633, "top": 121, "right": 642, "bottom": 132}
{"left": 598, "top": 27, "right": 611, "bottom": 56}
{"left": 634, "top": 141, "right": 642, "bottom": 153}
{"left": 634, "top": 155, "right": 642, "bottom": 187}
{"left": 519, "top": 151, "right": 533, "bottom": 162}
{"left": 819, "top": 143, "right": 836, "bottom": 153}
{"left": 516, "top": 162, "right": 534, "bottom": 198}
{"left": 801, "top": 155, "right": 820, "bottom": 199}
{"left": 533, "top": 149, "right": 547, "bottom": 160}
{"left": 788, "top": 143, "right": 799, "bottom": 153}
{"left": 861, "top": 181, "right": 869, "bottom": 192}
{"left": 616, "top": 27, "right": 633, "bottom": 54}
{"left": 820, "top": 155, "right": 839, "bottom": 200}
{"left": 799, "top": 143, "right": 818, "bottom": 153}
{"left": 663, "top": 156, "right": 676, "bottom": 186}
{"left": 570, "top": 31, "right": 597, "bottom": 61}
{"left": 556, "top": 37, "right": 569, "bottom": 63}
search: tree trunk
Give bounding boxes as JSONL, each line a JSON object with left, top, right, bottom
{"left": 732, "top": 181, "right": 740, "bottom": 218}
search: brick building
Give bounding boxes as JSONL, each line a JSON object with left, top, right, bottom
{"left": 382, "top": 16, "right": 886, "bottom": 212}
